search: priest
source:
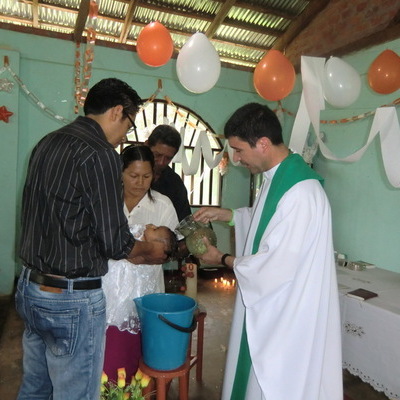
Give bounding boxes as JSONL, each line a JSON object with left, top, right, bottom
{"left": 193, "top": 103, "right": 342, "bottom": 400}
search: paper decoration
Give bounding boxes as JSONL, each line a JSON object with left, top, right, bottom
{"left": 218, "top": 152, "right": 229, "bottom": 176}
{"left": 0, "top": 78, "right": 14, "bottom": 92}
{"left": 0, "top": 106, "right": 13, "bottom": 123}
{"left": 173, "top": 126, "right": 226, "bottom": 175}
{"left": 74, "top": 0, "right": 98, "bottom": 113}
{"left": 289, "top": 56, "right": 400, "bottom": 188}
{"left": 2, "top": 64, "right": 70, "bottom": 124}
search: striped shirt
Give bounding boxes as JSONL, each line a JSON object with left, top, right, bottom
{"left": 20, "top": 116, "right": 135, "bottom": 278}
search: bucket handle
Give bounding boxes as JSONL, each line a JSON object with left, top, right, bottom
{"left": 158, "top": 314, "right": 197, "bottom": 333}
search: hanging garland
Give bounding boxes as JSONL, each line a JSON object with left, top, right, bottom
{"left": 74, "top": 0, "right": 98, "bottom": 113}
{"left": 0, "top": 77, "right": 14, "bottom": 92}
{"left": 0, "top": 62, "right": 70, "bottom": 124}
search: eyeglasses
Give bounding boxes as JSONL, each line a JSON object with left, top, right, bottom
{"left": 124, "top": 113, "right": 137, "bottom": 131}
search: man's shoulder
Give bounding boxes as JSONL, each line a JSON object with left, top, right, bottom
{"left": 40, "top": 118, "right": 115, "bottom": 162}
{"left": 283, "top": 179, "right": 327, "bottom": 205}
{"left": 161, "top": 166, "right": 181, "bottom": 179}
{"left": 159, "top": 167, "right": 185, "bottom": 186}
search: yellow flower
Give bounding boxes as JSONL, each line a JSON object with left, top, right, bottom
{"left": 101, "top": 371, "right": 108, "bottom": 384}
{"left": 117, "top": 367, "right": 126, "bottom": 388}
{"left": 140, "top": 373, "right": 151, "bottom": 388}
{"left": 134, "top": 368, "right": 143, "bottom": 381}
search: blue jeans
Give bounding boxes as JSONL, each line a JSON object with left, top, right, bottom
{"left": 15, "top": 267, "right": 106, "bottom": 400}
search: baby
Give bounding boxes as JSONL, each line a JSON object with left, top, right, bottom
{"left": 102, "top": 223, "right": 178, "bottom": 333}
{"left": 140, "top": 223, "right": 178, "bottom": 261}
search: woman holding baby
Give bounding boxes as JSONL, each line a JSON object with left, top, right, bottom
{"left": 102, "top": 145, "right": 179, "bottom": 382}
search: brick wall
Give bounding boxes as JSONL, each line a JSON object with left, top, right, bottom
{"left": 287, "top": 0, "right": 399, "bottom": 63}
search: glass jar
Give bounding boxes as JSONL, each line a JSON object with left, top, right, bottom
{"left": 175, "top": 215, "right": 217, "bottom": 256}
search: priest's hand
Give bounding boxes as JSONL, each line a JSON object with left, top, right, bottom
{"left": 196, "top": 237, "right": 223, "bottom": 266}
{"left": 193, "top": 207, "right": 233, "bottom": 224}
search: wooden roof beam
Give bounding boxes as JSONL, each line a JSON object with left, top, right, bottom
{"left": 32, "top": 0, "right": 39, "bottom": 28}
{"left": 205, "top": 0, "right": 236, "bottom": 38}
{"left": 74, "top": 0, "right": 90, "bottom": 43}
{"left": 119, "top": 0, "right": 139, "bottom": 43}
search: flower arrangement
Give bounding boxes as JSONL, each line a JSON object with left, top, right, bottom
{"left": 100, "top": 367, "right": 152, "bottom": 400}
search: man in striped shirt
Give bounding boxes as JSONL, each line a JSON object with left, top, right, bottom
{"left": 16, "top": 78, "right": 167, "bottom": 400}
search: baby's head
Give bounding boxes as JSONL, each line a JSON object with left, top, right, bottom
{"left": 143, "top": 224, "right": 178, "bottom": 260}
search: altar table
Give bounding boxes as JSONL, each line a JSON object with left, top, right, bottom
{"left": 337, "top": 266, "right": 400, "bottom": 399}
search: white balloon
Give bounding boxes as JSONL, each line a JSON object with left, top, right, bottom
{"left": 323, "top": 57, "right": 361, "bottom": 108}
{"left": 176, "top": 32, "right": 221, "bottom": 93}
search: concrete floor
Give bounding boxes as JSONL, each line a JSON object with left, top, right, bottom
{"left": 0, "top": 269, "right": 391, "bottom": 400}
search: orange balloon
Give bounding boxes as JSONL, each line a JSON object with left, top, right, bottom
{"left": 136, "top": 22, "right": 174, "bottom": 67}
{"left": 253, "top": 50, "right": 296, "bottom": 101}
{"left": 368, "top": 49, "right": 400, "bottom": 94}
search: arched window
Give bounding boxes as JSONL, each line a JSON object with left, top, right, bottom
{"left": 118, "top": 99, "right": 224, "bottom": 207}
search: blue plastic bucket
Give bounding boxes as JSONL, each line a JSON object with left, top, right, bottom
{"left": 134, "top": 293, "right": 197, "bottom": 370}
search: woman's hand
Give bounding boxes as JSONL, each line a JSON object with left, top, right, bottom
{"left": 193, "top": 207, "right": 233, "bottom": 224}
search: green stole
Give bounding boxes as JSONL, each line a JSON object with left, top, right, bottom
{"left": 230, "top": 153, "right": 323, "bottom": 399}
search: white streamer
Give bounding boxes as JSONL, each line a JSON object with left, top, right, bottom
{"left": 176, "top": 130, "right": 226, "bottom": 175}
{"left": 289, "top": 56, "right": 400, "bottom": 188}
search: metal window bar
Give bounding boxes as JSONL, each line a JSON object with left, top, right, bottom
{"left": 118, "top": 99, "right": 222, "bottom": 207}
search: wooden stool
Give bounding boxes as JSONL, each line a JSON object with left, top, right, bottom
{"left": 140, "top": 305, "right": 207, "bottom": 399}
{"left": 189, "top": 304, "right": 207, "bottom": 381}
{"left": 140, "top": 358, "right": 190, "bottom": 400}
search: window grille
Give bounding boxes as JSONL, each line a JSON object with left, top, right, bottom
{"left": 118, "top": 99, "right": 223, "bottom": 207}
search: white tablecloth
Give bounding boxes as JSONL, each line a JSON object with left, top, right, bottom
{"left": 337, "top": 266, "right": 400, "bottom": 399}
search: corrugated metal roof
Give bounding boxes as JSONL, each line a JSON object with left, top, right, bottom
{"left": 0, "top": 0, "right": 316, "bottom": 69}
{"left": 2, "top": 0, "right": 398, "bottom": 70}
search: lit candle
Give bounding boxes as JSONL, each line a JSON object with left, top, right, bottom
{"left": 232, "top": 279, "right": 236, "bottom": 287}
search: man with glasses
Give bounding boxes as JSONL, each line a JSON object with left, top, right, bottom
{"left": 16, "top": 78, "right": 167, "bottom": 400}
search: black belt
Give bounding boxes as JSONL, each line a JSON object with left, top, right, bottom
{"left": 29, "top": 270, "right": 101, "bottom": 290}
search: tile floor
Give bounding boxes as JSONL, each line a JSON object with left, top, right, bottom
{"left": 0, "top": 268, "right": 391, "bottom": 400}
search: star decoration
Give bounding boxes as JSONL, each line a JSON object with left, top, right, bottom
{"left": 0, "top": 106, "right": 14, "bottom": 123}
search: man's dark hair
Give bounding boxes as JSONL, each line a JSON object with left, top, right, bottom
{"left": 84, "top": 78, "right": 143, "bottom": 116}
{"left": 120, "top": 145, "right": 155, "bottom": 201}
{"left": 224, "top": 103, "right": 283, "bottom": 147}
{"left": 147, "top": 125, "right": 181, "bottom": 152}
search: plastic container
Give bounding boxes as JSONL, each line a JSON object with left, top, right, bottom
{"left": 134, "top": 293, "right": 197, "bottom": 370}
